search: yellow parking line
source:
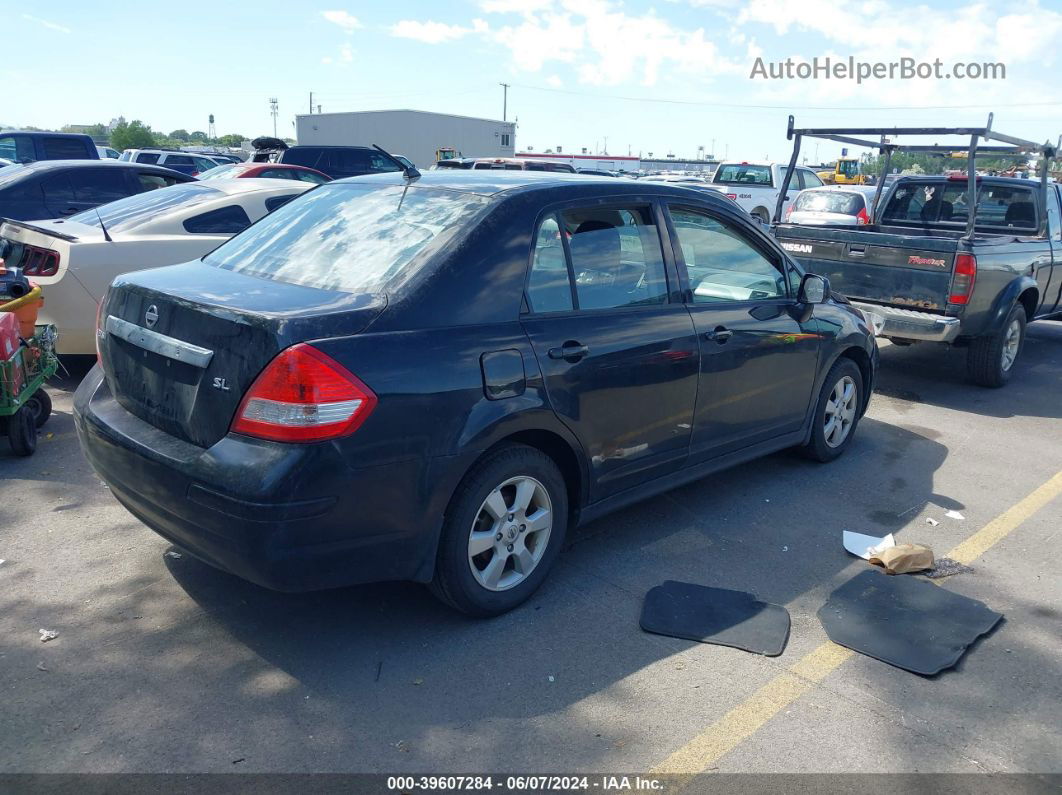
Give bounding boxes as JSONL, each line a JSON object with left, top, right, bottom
{"left": 650, "top": 469, "right": 1062, "bottom": 776}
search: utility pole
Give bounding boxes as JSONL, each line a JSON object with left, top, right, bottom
{"left": 309, "top": 91, "right": 313, "bottom": 114}
{"left": 499, "top": 83, "right": 510, "bottom": 121}
{"left": 269, "top": 98, "right": 279, "bottom": 138}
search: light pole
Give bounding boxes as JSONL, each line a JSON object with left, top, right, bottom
{"left": 499, "top": 83, "right": 510, "bottom": 121}
{"left": 269, "top": 98, "right": 279, "bottom": 138}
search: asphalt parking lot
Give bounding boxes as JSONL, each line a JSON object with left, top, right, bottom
{"left": 1, "top": 324, "right": 1060, "bottom": 778}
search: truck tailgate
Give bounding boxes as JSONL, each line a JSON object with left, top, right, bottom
{"left": 775, "top": 227, "right": 957, "bottom": 311}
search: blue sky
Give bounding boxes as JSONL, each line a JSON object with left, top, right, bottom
{"left": 5, "top": 0, "right": 1062, "bottom": 163}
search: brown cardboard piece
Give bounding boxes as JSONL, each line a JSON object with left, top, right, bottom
{"left": 869, "top": 543, "right": 934, "bottom": 575}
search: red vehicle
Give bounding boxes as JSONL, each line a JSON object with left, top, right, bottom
{"left": 197, "top": 162, "right": 331, "bottom": 184}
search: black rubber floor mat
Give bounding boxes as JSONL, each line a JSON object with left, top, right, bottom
{"left": 640, "top": 581, "right": 790, "bottom": 656}
{"left": 818, "top": 569, "right": 1003, "bottom": 675}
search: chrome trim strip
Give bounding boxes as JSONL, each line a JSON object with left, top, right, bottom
{"left": 105, "top": 315, "right": 214, "bottom": 368}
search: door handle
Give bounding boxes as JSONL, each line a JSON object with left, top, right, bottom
{"left": 59, "top": 207, "right": 78, "bottom": 216}
{"left": 548, "top": 342, "right": 590, "bottom": 361}
{"left": 705, "top": 327, "right": 733, "bottom": 343}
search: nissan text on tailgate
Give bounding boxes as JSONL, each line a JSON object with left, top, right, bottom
{"left": 776, "top": 175, "right": 1062, "bottom": 386}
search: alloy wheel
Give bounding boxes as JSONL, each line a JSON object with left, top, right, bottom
{"left": 823, "top": 375, "right": 858, "bottom": 448}
{"left": 467, "top": 476, "right": 553, "bottom": 592}
{"left": 1001, "top": 318, "right": 1022, "bottom": 372}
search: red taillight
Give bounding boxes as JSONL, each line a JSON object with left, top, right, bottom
{"left": 785, "top": 205, "right": 793, "bottom": 221}
{"left": 947, "top": 174, "right": 981, "bottom": 182}
{"left": 230, "top": 344, "right": 377, "bottom": 443}
{"left": 856, "top": 207, "right": 870, "bottom": 225}
{"left": 949, "top": 253, "right": 977, "bottom": 304}
{"left": 21, "top": 245, "right": 60, "bottom": 277}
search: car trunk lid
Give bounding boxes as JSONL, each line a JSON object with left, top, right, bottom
{"left": 99, "top": 260, "right": 385, "bottom": 449}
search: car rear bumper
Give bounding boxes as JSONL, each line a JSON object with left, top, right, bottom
{"left": 851, "top": 301, "right": 961, "bottom": 343}
{"left": 73, "top": 366, "right": 445, "bottom": 591}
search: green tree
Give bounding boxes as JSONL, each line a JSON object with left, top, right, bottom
{"left": 216, "top": 133, "right": 244, "bottom": 147}
{"left": 110, "top": 120, "right": 155, "bottom": 150}
{"left": 169, "top": 129, "right": 190, "bottom": 141}
{"left": 189, "top": 131, "right": 208, "bottom": 142}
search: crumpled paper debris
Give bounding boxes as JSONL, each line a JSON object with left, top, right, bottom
{"left": 843, "top": 531, "right": 895, "bottom": 560}
{"left": 39, "top": 629, "right": 58, "bottom": 642}
{"left": 870, "top": 543, "right": 934, "bottom": 575}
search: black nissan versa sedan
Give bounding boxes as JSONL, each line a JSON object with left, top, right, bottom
{"left": 74, "top": 171, "right": 877, "bottom": 616}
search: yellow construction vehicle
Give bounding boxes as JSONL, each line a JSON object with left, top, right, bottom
{"left": 817, "top": 157, "right": 871, "bottom": 185}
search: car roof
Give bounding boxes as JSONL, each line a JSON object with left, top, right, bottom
{"left": 802, "top": 185, "right": 878, "bottom": 195}
{"left": 197, "top": 178, "right": 315, "bottom": 195}
{"left": 243, "top": 162, "right": 315, "bottom": 170}
{"left": 344, "top": 169, "right": 740, "bottom": 201}
{"left": 1, "top": 159, "right": 188, "bottom": 174}
{"left": 0, "top": 130, "right": 91, "bottom": 138}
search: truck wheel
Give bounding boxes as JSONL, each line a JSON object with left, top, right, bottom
{"left": 430, "top": 444, "right": 568, "bottom": 617}
{"left": 25, "top": 389, "right": 52, "bottom": 429}
{"left": 967, "top": 303, "right": 1026, "bottom": 388}
{"left": 8, "top": 406, "right": 37, "bottom": 457}
{"left": 801, "top": 359, "right": 863, "bottom": 463}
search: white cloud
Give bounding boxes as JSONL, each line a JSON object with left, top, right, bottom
{"left": 321, "top": 10, "right": 362, "bottom": 32}
{"left": 321, "top": 56, "right": 334, "bottom": 64}
{"left": 21, "top": 13, "right": 71, "bottom": 34}
{"left": 390, "top": 19, "right": 486, "bottom": 44}
{"left": 486, "top": 0, "right": 740, "bottom": 85}
{"left": 546, "top": 74, "right": 563, "bottom": 87}
{"left": 340, "top": 43, "right": 354, "bottom": 62}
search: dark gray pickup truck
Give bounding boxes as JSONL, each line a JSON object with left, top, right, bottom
{"left": 775, "top": 175, "right": 1062, "bottom": 386}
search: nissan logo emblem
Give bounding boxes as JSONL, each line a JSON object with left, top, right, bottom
{"left": 145, "top": 305, "right": 159, "bottom": 328}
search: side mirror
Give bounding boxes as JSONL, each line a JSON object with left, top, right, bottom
{"left": 799, "top": 273, "right": 830, "bottom": 304}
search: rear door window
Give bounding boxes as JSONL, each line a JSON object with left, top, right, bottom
{"left": 165, "top": 155, "right": 195, "bottom": 167}
{"left": 526, "top": 215, "right": 573, "bottom": 313}
{"left": 800, "top": 169, "right": 824, "bottom": 188}
{"left": 68, "top": 168, "right": 131, "bottom": 204}
{"left": 283, "top": 148, "right": 326, "bottom": 169}
{"left": 136, "top": 171, "right": 184, "bottom": 191}
{"left": 135, "top": 153, "right": 161, "bottom": 164}
{"left": 183, "top": 205, "right": 252, "bottom": 234}
{"left": 558, "top": 206, "right": 669, "bottom": 310}
{"left": 41, "top": 174, "right": 76, "bottom": 204}
{"left": 41, "top": 137, "right": 91, "bottom": 159}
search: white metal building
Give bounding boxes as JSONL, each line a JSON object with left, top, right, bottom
{"left": 295, "top": 109, "right": 515, "bottom": 168}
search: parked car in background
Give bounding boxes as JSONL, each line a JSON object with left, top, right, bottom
{"left": 576, "top": 168, "right": 617, "bottom": 177}
{"left": 785, "top": 186, "right": 878, "bottom": 226}
{"left": 249, "top": 139, "right": 403, "bottom": 180}
{"left": 705, "top": 161, "right": 823, "bottom": 224}
{"left": 432, "top": 157, "right": 476, "bottom": 170}
{"left": 118, "top": 149, "right": 220, "bottom": 176}
{"left": 97, "top": 146, "right": 121, "bottom": 159}
{"left": 0, "top": 179, "right": 313, "bottom": 354}
{"left": 0, "top": 131, "right": 99, "bottom": 164}
{"left": 76, "top": 171, "right": 876, "bottom": 617}
{"left": 197, "top": 162, "right": 331, "bottom": 184}
{"left": 0, "top": 160, "right": 193, "bottom": 221}
{"left": 471, "top": 158, "right": 576, "bottom": 172}
{"left": 775, "top": 174, "right": 1062, "bottom": 386}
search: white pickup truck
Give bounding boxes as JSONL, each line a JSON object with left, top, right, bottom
{"left": 704, "top": 161, "right": 824, "bottom": 224}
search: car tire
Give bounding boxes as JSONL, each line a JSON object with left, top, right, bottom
{"left": 8, "top": 405, "right": 37, "bottom": 457}
{"left": 967, "top": 303, "right": 1026, "bottom": 388}
{"left": 430, "top": 444, "right": 568, "bottom": 617}
{"left": 801, "top": 358, "right": 863, "bottom": 463}
{"left": 25, "top": 389, "right": 52, "bottom": 429}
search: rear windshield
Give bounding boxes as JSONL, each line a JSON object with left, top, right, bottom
{"left": 69, "top": 182, "right": 220, "bottom": 232}
{"left": 205, "top": 183, "right": 491, "bottom": 293}
{"left": 794, "top": 191, "right": 864, "bottom": 215}
{"left": 713, "top": 164, "right": 773, "bottom": 186}
{"left": 882, "top": 181, "right": 1039, "bottom": 230}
